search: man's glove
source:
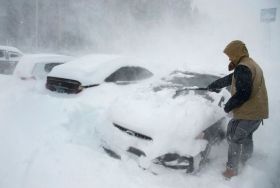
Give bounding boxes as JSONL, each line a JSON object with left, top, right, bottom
{"left": 207, "top": 82, "right": 221, "bottom": 93}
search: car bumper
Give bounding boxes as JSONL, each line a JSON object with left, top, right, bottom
{"left": 102, "top": 141, "right": 209, "bottom": 174}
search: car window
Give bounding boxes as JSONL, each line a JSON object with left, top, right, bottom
{"left": 8, "top": 52, "right": 22, "bottom": 60}
{"left": 0, "top": 50, "right": 6, "bottom": 60}
{"left": 32, "top": 63, "right": 47, "bottom": 78}
{"left": 105, "top": 66, "right": 153, "bottom": 83}
{"left": 32, "top": 62, "right": 63, "bottom": 79}
{"left": 44, "top": 63, "right": 63, "bottom": 73}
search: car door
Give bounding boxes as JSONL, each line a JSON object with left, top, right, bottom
{"left": 6, "top": 51, "right": 23, "bottom": 74}
{"left": 0, "top": 50, "right": 9, "bottom": 74}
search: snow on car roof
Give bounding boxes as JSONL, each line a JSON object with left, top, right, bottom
{"left": 48, "top": 54, "right": 152, "bottom": 85}
{"left": 14, "top": 54, "right": 75, "bottom": 78}
{"left": 0, "top": 45, "right": 23, "bottom": 55}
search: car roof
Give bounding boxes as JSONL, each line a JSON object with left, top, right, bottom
{"left": 48, "top": 54, "right": 153, "bottom": 85}
{"left": 0, "top": 45, "right": 23, "bottom": 55}
{"left": 53, "top": 54, "right": 146, "bottom": 72}
{"left": 14, "top": 54, "right": 75, "bottom": 78}
{"left": 18, "top": 54, "right": 75, "bottom": 64}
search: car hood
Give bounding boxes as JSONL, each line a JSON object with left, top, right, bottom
{"left": 107, "top": 89, "right": 227, "bottom": 158}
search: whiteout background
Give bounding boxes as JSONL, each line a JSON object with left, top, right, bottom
{"left": 1, "top": 0, "right": 280, "bottom": 188}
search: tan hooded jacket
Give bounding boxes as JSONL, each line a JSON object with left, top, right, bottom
{"left": 223, "top": 40, "right": 269, "bottom": 120}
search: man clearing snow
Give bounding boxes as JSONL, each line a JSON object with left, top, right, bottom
{"left": 207, "top": 40, "right": 269, "bottom": 179}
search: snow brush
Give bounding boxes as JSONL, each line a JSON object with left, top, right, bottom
{"left": 172, "top": 88, "right": 220, "bottom": 99}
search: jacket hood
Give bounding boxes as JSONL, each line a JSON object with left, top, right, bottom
{"left": 223, "top": 40, "right": 249, "bottom": 64}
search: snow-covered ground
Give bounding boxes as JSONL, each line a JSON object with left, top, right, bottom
{"left": 1, "top": 0, "right": 280, "bottom": 188}
{"left": 1, "top": 58, "right": 280, "bottom": 188}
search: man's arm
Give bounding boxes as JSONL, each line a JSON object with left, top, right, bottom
{"left": 207, "top": 73, "right": 233, "bottom": 91}
{"left": 224, "top": 65, "right": 253, "bottom": 113}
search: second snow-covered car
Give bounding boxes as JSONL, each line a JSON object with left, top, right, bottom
{"left": 14, "top": 54, "right": 75, "bottom": 80}
{"left": 97, "top": 70, "right": 231, "bottom": 174}
{"left": 46, "top": 54, "right": 154, "bottom": 94}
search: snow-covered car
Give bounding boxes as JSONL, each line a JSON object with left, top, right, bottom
{"left": 0, "top": 45, "right": 24, "bottom": 75}
{"left": 14, "top": 54, "right": 75, "bottom": 80}
{"left": 97, "top": 70, "right": 231, "bottom": 174}
{"left": 46, "top": 54, "right": 154, "bottom": 94}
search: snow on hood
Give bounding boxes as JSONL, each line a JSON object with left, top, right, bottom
{"left": 48, "top": 54, "right": 154, "bottom": 85}
{"left": 108, "top": 88, "right": 227, "bottom": 158}
{"left": 14, "top": 54, "right": 75, "bottom": 78}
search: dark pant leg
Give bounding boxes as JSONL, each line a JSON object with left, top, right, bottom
{"left": 226, "top": 119, "right": 261, "bottom": 170}
{"left": 241, "top": 123, "right": 260, "bottom": 159}
{"left": 226, "top": 119, "right": 241, "bottom": 170}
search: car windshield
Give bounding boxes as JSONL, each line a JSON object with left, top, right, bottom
{"left": 153, "top": 71, "right": 221, "bottom": 95}
{"left": 167, "top": 71, "right": 220, "bottom": 87}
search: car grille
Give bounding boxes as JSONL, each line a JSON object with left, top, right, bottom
{"left": 113, "top": 123, "right": 153, "bottom": 141}
{"left": 47, "top": 77, "right": 81, "bottom": 94}
{"left": 127, "top": 147, "right": 146, "bottom": 157}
